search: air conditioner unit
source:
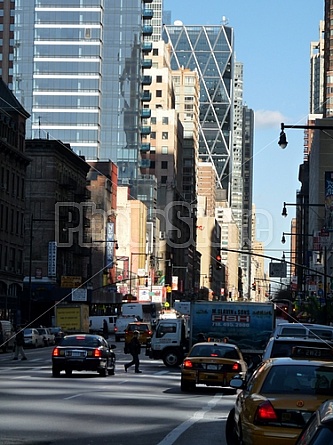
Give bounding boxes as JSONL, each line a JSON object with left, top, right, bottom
{"left": 159, "top": 231, "right": 166, "bottom": 240}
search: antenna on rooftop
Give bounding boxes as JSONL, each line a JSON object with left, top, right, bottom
{"left": 221, "top": 16, "right": 229, "bottom": 25}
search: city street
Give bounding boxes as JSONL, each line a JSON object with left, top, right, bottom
{"left": 0, "top": 341, "right": 236, "bottom": 445}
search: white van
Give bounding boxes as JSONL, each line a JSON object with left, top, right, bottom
{"left": 0, "top": 320, "right": 15, "bottom": 352}
{"left": 89, "top": 316, "right": 117, "bottom": 335}
{"left": 114, "top": 315, "right": 137, "bottom": 341}
{"left": 262, "top": 322, "right": 333, "bottom": 360}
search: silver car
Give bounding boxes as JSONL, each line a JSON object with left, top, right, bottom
{"left": 24, "top": 328, "right": 44, "bottom": 348}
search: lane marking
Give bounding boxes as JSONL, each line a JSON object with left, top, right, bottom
{"left": 157, "top": 393, "right": 223, "bottom": 445}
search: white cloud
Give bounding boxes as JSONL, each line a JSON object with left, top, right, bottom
{"left": 254, "top": 110, "right": 287, "bottom": 129}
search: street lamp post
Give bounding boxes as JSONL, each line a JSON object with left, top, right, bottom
{"left": 278, "top": 122, "right": 333, "bottom": 149}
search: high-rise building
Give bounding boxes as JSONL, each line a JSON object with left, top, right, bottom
{"left": 0, "top": 0, "right": 15, "bottom": 87}
{"left": 13, "top": 0, "right": 154, "bottom": 187}
{"left": 163, "top": 23, "right": 234, "bottom": 199}
{"left": 310, "top": 20, "right": 324, "bottom": 116}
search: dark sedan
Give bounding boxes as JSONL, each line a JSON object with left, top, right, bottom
{"left": 51, "top": 334, "right": 116, "bottom": 377}
{"left": 296, "top": 399, "right": 333, "bottom": 445}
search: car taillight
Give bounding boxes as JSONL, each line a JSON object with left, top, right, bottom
{"left": 93, "top": 349, "right": 102, "bottom": 358}
{"left": 183, "top": 359, "right": 193, "bottom": 369}
{"left": 254, "top": 401, "right": 278, "bottom": 423}
{"left": 232, "top": 362, "right": 241, "bottom": 371}
{"left": 114, "top": 327, "right": 118, "bottom": 332}
{"left": 52, "top": 347, "right": 59, "bottom": 357}
{"left": 124, "top": 330, "right": 128, "bottom": 334}
{"left": 148, "top": 330, "right": 152, "bottom": 335}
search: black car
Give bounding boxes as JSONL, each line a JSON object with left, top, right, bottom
{"left": 51, "top": 334, "right": 116, "bottom": 377}
{"left": 296, "top": 399, "right": 333, "bottom": 445}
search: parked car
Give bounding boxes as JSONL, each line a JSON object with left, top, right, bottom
{"left": 51, "top": 334, "right": 116, "bottom": 377}
{"left": 295, "top": 399, "right": 333, "bottom": 445}
{"left": 24, "top": 328, "right": 44, "bottom": 348}
{"left": 180, "top": 341, "right": 247, "bottom": 392}
{"left": 0, "top": 320, "right": 15, "bottom": 352}
{"left": 226, "top": 346, "right": 333, "bottom": 445}
{"left": 36, "top": 327, "right": 55, "bottom": 346}
{"left": 124, "top": 322, "right": 153, "bottom": 350}
{"left": 48, "top": 327, "right": 65, "bottom": 344}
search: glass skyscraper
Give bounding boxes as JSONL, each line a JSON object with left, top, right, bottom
{"left": 13, "top": 0, "right": 153, "bottom": 184}
{"left": 163, "top": 24, "right": 234, "bottom": 198}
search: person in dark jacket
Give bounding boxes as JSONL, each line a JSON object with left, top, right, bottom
{"left": 124, "top": 330, "right": 141, "bottom": 373}
{"left": 102, "top": 319, "right": 108, "bottom": 339}
{"left": 13, "top": 326, "right": 27, "bottom": 360}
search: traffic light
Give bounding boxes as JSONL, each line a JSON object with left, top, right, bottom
{"left": 252, "top": 282, "right": 256, "bottom": 291}
{"left": 215, "top": 254, "right": 222, "bottom": 270}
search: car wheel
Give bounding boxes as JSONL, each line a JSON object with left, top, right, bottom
{"left": 226, "top": 408, "right": 239, "bottom": 445}
{"left": 98, "top": 366, "right": 108, "bottom": 377}
{"left": 163, "top": 350, "right": 181, "bottom": 367}
{"left": 52, "top": 367, "right": 61, "bottom": 377}
{"left": 65, "top": 369, "right": 72, "bottom": 377}
{"left": 180, "top": 377, "right": 195, "bottom": 392}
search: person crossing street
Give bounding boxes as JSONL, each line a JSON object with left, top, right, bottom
{"left": 124, "top": 330, "right": 142, "bottom": 373}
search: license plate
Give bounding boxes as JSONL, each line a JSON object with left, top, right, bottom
{"left": 66, "top": 350, "right": 86, "bottom": 358}
{"left": 207, "top": 364, "right": 218, "bottom": 371}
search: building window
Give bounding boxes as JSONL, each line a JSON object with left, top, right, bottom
{"left": 161, "top": 146, "right": 168, "bottom": 154}
{"left": 150, "top": 132, "right": 156, "bottom": 139}
{"left": 153, "top": 48, "right": 158, "bottom": 56}
{"left": 161, "top": 176, "right": 167, "bottom": 184}
{"left": 156, "top": 90, "right": 162, "bottom": 98}
{"left": 151, "top": 117, "right": 156, "bottom": 125}
{"left": 156, "top": 75, "right": 162, "bottom": 83}
{"left": 161, "top": 161, "right": 168, "bottom": 169}
{"left": 162, "top": 132, "right": 168, "bottom": 139}
{"left": 162, "top": 116, "right": 169, "bottom": 125}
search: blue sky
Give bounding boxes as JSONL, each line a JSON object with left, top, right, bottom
{"left": 164, "top": 0, "right": 324, "bottom": 263}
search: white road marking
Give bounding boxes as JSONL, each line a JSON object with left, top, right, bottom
{"left": 157, "top": 393, "right": 223, "bottom": 445}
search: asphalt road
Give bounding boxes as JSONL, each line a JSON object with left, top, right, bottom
{"left": 0, "top": 340, "right": 236, "bottom": 445}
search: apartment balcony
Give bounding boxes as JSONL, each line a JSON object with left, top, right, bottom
{"left": 142, "top": 42, "right": 153, "bottom": 53}
{"left": 140, "top": 143, "right": 151, "bottom": 152}
{"left": 141, "top": 58, "right": 152, "bottom": 69}
{"left": 142, "top": 9, "right": 153, "bottom": 19}
{"left": 141, "top": 91, "right": 152, "bottom": 102}
{"left": 140, "top": 159, "right": 151, "bottom": 168}
{"left": 142, "top": 25, "right": 153, "bottom": 36}
{"left": 140, "top": 108, "right": 151, "bottom": 118}
{"left": 141, "top": 126, "right": 151, "bottom": 135}
{"left": 141, "top": 75, "right": 152, "bottom": 85}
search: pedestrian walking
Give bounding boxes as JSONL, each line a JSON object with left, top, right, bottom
{"left": 102, "top": 319, "right": 108, "bottom": 339}
{"left": 124, "top": 330, "right": 142, "bottom": 373}
{"left": 13, "top": 326, "right": 27, "bottom": 360}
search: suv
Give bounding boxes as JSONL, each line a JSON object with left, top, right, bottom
{"left": 262, "top": 322, "right": 333, "bottom": 360}
{"left": 124, "top": 322, "right": 153, "bottom": 351}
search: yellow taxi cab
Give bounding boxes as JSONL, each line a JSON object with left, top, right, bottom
{"left": 226, "top": 346, "right": 333, "bottom": 445}
{"left": 180, "top": 341, "right": 247, "bottom": 392}
{"left": 124, "top": 322, "right": 152, "bottom": 350}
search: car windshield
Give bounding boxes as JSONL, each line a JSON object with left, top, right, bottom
{"left": 129, "top": 324, "right": 148, "bottom": 332}
{"left": 60, "top": 336, "right": 100, "bottom": 347}
{"left": 261, "top": 364, "right": 333, "bottom": 395}
{"left": 189, "top": 345, "right": 239, "bottom": 359}
{"left": 24, "top": 329, "right": 33, "bottom": 335}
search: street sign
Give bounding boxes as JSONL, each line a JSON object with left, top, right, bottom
{"left": 269, "top": 262, "right": 287, "bottom": 278}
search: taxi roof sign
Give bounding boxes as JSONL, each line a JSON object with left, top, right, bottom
{"left": 291, "top": 346, "right": 333, "bottom": 360}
